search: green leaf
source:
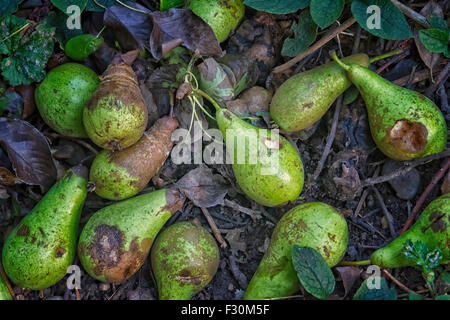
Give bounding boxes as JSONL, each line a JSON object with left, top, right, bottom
{"left": 436, "top": 294, "right": 450, "bottom": 300}
{"left": 402, "top": 239, "right": 443, "bottom": 273}
{"left": 353, "top": 278, "right": 397, "bottom": 300}
{"left": 343, "top": 85, "right": 359, "bottom": 105}
{"left": 281, "top": 10, "right": 318, "bottom": 57}
{"left": 429, "top": 14, "right": 450, "bottom": 36}
{"left": 0, "top": 0, "right": 24, "bottom": 18}
{"left": 86, "top": 0, "right": 136, "bottom": 12}
{"left": 418, "top": 29, "right": 449, "bottom": 55}
{"left": 160, "top": 0, "right": 184, "bottom": 11}
{"left": 46, "top": 9, "right": 83, "bottom": 46}
{"left": 351, "top": 0, "right": 412, "bottom": 40}
{"left": 51, "top": 0, "right": 88, "bottom": 14}
{"left": 310, "top": 0, "right": 344, "bottom": 29}
{"left": 0, "top": 15, "right": 28, "bottom": 55}
{"left": 408, "top": 293, "right": 423, "bottom": 300}
{"left": 292, "top": 245, "right": 335, "bottom": 299}
{"left": 1, "top": 22, "right": 55, "bottom": 86}
{"left": 244, "top": 0, "right": 310, "bottom": 14}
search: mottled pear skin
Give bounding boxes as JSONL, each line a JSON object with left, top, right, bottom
{"left": 187, "top": 0, "right": 245, "bottom": 43}
{"left": 2, "top": 166, "right": 88, "bottom": 290}
{"left": 78, "top": 189, "right": 185, "bottom": 284}
{"left": 90, "top": 116, "right": 179, "bottom": 201}
{"left": 270, "top": 54, "right": 370, "bottom": 132}
{"left": 83, "top": 63, "right": 148, "bottom": 151}
{"left": 371, "top": 193, "right": 450, "bottom": 268}
{"left": 244, "top": 202, "right": 348, "bottom": 300}
{"left": 216, "top": 108, "right": 304, "bottom": 207}
{"left": 331, "top": 54, "right": 447, "bottom": 161}
{"left": 151, "top": 222, "right": 220, "bottom": 300}
{"left": 0, "top": 270, "right": 12, "bottom": 300}
{"left": 35, "top": 63, "right": 99, "bottom": 137}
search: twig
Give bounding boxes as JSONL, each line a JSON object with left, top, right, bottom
{"left": 371, "top": 186, "right": 396, "bottom": 238}
{"left": 375, "top": 50, "right": 410, "bottom": 74}
{"left": 355, "top": 167, "right": 380, "bottom": 217}
{"left": 393, "top": 66, "right": 443, "bottom": 87}
{"left": 200, "top": 207, "right": 227, "bottom": 248}
{"left": 400, "top": 157, "right": 450, "bottom": 234}
{"left": 391, "top": 0, "right": 430, "bottom": 28}
{"left": 313, "top": 95, "right": 343, "bottom": 180}
{"left": 48, "top": 133, "right": 99, "bottom": 155}
{"left": 222, "top": 199, "right": 259, "bottom": 219}
{"left": 382, "top": 269, "right": 417, "bottom": 295}
{"left": 351, "top": 25, "right": 362, "bottom": 54}
{"left": 425, "top": 61, "right": 450, "bottom": 98}
{"left": 362, "top": 149, "right": 450, "bottom": 187}
{"left": 75, "top": 288, "right": 81, "bottom": 300}
{"left": 398, "top": 289, "right": 429, "bottom": 298}
{"left": 0, "top": 264, "right": 14, "bottom": 299}
{"left": 273, "top": 17, "right": 356, "bottom": 73}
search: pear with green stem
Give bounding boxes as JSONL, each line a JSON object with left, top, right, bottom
{"left": 330, "top": 51, "right": 447, "bottom": 161}
{"left": 197, "top": 89, "right": 304, "bottom": 207}
{"left": 2, "top": 166, "right": 88, "bottom": 290}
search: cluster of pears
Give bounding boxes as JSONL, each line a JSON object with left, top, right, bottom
{"left": 271, "top": 51, "right": 447, "bottom": 161}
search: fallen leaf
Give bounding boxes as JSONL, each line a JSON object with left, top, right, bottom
{"left": 15, "top": 84, "right": 35, "bottom": 119}
{"left": 336, "top": 266, "right": 362, "bottom": 298}
{"left": 0, "top": 118, "right": 56, "bottom": 192}
{"left": 0, "top": 167, "right": 19, "bottom": 185}
{"left": 176, "top": 166, "right": 229, "bottom": 208}
{"left": 146, "top": 64, "right": 180, "bottom": 116}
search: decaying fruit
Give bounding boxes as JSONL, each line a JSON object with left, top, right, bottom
{"left": 244, "top": 202, "right": 348, "bottom": 299}
{"left": 89, "top": 116, "right": 179, "bottom": 201}
{"left": 331, "top": 52, "right": 447, "bottom": 161}
{"left": 270, "top": 54, "right": 370, "bottom": 132}
{"left": 83, "top": 62, "right": 148, "bottom": 151}
{"left": 187, "top": 0, "right": 245, "bottom": 43}
{"left": 151, "top": 221, "right": 220, "bottom": 300}
{"left": 371, "top": 193, "right": 450, "bottom": 268}
{"left": 2, "top": 166, "right": 88, "bottom": 290}
{"left": 216, "top": 108, "right": 304, "bottom": 206}
{"left": 78, "top": 189, "right": 185, "bottom": 284}
{"left": 35, "top": 63, "right": 99, "bottom": 137}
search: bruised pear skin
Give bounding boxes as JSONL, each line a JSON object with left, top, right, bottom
{"left": 151, "top": 221, "right": 220, "bottom": 300}
{"left": 35, "top": 63, "right": 99, "bottom": 137}
{"left": 78, "top": 189, "right": 185, "bottom": 284}
{"left": 371, "top": 193, "right": 450, "bottom": 268}
{"left": 83, "top": 63, "right": 148, "bottom": 150}
{"left": 331, "top": 53, "right": 447, "bottom": 161}
{"left": 2, "top": 166, "right": 88, "bottom": 290}
{"left": 216, "top": 108, "right": 304, "bottom": 207}
{"left": 270, "top": 54, "right": 370, "bottom": 132}
{"left": 90, "top": 116, "right": 179, "bottom": 201}
{"left": 187, "top": 0, "right": 245, "bottom": 43}
{"left": 244, "top": 202, "right": 348, "bottom": 300}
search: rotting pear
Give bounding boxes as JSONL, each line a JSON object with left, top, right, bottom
{"left": 78, "top": 189, "right": 185, "bottom": 284}
{"left": 83, "top": 62, "right": 148, "bottom": 151}
{"left": 89, "top": 115, "right": 179, "bottom": 201}
{"left": 330, "top": 52, "right": 447, "bottom": 161}
{"left": 2, "top": 166, "right": 88, "bottom": 290}
{"left": 270, "top": 54, "right": 370, "bottom": 132}
{"left": 216, "top": 107, "right": 304, "bottom": 207}
{"left": 151, "top": 221, "right": 220, "bottom": 300}
{"left": 187, "top": 0, "right": 245, "bottom": 43}
{"left": 371, "top": 193, "right": 450, "bottom": 268}
{"left": 35, "top": 63, "right": 99, "bottom": 138}
{"left": 244, "top": 202, "right": 348, "bottom": 300}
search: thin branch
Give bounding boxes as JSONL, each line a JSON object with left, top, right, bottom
{"left": 391, "top": 0, "right": 430, "bottom": 28}
{"left": 313, "top": 95, "right": 343, "bottom": 180}
{"left": 201, "top": 207, "right": 227, "bottom": 248}
{"left": 425, "top": 61, "right": 450, "bottom": 98}
{"left": 383, "top": 269, "right": 417, "bottom": 295}
{"left": 371, "top": 186, "right": 396, "bottom": 238}
{"left": 273, "top": 17, "right": 356, "bottom": 74}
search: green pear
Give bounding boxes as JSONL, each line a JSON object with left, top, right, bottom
{"left": 89, "top": 116, "right": 179, "bottom": 201}
{"left": 371, "top": 193, "right": 450, "bottom": 268}
{"left": 35, "top": 63, "right": 99, "bottom": 138}
{"left": 244, "top": 202, "right": 348, "bottom": 300}
{"left": 216, "top": 108, "right": 304, "bottom": 207}
{"left": 78, "top": 189, "right": 185, "bottom": 284}
{"left": 2, "top": 166, "right": 88, "bottom": 290}
{"left": 270, "top": 54, "right": 370, "bottom": 132}
{"left": 331, "top": 52, "right": 447, "bottom": 161}
{"left": 0, "top": 267, "right": 12, "bottom": 300}
{"left": 187, "top": 0, "right": 245, "bottom": 43}
{"left": 83, "top": 63, "right": 148, "bottom": 151}
{"left": 151, "top": 221, "right": 220, "bottom": 300}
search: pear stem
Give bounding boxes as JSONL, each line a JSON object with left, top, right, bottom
{"left": 338, "top": 259, "right": 371, "bottom": 266}
{"left": 329, "top": 51, "right": 350, "bottom": 71}
{"left": 369, "top": 48, "right": 404, "bottom": 64}
{"left": 195, "top": 89, "right": 222, "bottom": 112}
